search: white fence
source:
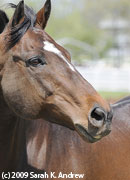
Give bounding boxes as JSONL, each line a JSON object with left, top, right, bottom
{"left": 76, "top": 65, "right": 130, "bottom": 92}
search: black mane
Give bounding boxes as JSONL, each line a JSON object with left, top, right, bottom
{"left": 0, "top": 10, "right": 9, "bottom": 33}
{"left": 6, "top": 3, "right": 36, "bottom": 51}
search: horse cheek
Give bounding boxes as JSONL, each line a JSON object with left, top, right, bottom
{"left": 1, "top": 60, "right": 43, "bottom": 120}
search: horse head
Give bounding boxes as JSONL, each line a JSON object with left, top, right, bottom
{"left": 0, "top": 0, "right": 113, "bottom": 143}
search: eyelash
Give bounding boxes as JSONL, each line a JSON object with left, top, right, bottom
{"left": 26, "top": 57, "right": 47, "bottom": 67}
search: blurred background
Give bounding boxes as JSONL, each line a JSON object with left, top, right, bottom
{"left": 1, "top": 0, "right": 130, "bottom": 102}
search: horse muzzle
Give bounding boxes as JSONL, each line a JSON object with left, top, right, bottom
{"left": 75, "top": 105, "right": 113, "bottom": 143}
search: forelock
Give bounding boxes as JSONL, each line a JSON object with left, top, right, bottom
{"left": 5, "top": 3, "right": 36, "bottom": 52}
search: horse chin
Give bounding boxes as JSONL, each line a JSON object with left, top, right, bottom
{"left": 75, "top": 124, "right": 103, "bottom": 143}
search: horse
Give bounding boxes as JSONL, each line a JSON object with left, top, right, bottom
{"left": 0, "top": 0, "right": 113, "bottom": 177}
{"left": 24, "top": 96, "right": 130, "bottom": 180}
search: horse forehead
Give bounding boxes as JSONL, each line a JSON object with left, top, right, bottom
{"left": 43, "top": 41, "right": 75, "bottom": 72}
{"left": 28, "top": 29, "right": 75, "bottom": 71}
{"left": 21, "top": 29, "right": 75, "bottom": 71}
{"left": 31, "top": 29, "right": 71, "bottom": 58}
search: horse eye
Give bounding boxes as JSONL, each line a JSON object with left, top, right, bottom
{"left": 26, "top": 57, "right": 46, "bottom": 67}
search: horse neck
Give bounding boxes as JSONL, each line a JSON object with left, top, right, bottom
{"left": 0, "top": 85, "right": 27, "bottom": 172}
{"left": 25, "top": 119, "right": 51, "bottom": 171}
{"left": 0, "top": 86, "right": 16, "bottom": 144}
{"left": 25, "top": 119, "right": 88, "bottom": 174}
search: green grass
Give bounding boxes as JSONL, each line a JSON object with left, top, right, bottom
{"left": 99, "top": 91, "right": 130, "bottom": 100}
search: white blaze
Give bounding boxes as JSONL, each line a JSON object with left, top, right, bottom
{"left": 43, "top": 41, "right": 75, "bottom": 72}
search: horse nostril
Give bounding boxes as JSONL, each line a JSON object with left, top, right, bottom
{"left": 91, "top": 107, "right": 105, "bottom": 121}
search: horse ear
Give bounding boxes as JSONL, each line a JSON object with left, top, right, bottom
{"left": 0, "top": 10, "right": 9, "bottom": 33}
{"left": 12, "top": 0, "right": 24, "bottom": 27}
{"left": 36, "top": 0, "right": 51, "bottom": 29}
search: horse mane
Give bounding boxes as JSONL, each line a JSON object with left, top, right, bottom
{"left": 111, "top": 96, "right": 130, "bottom": 109}
{"left": 0, "top": 10, "right": 9, "bottom": 33}
{"left": 5, "top": 3, "right": 36, "bottom": 52}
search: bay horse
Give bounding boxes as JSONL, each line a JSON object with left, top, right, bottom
{"left": 0, "top": 0, "right": 113, "bottom": 177}
{"left": 25, "top": 96, "right": 130, "bottom": 180}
